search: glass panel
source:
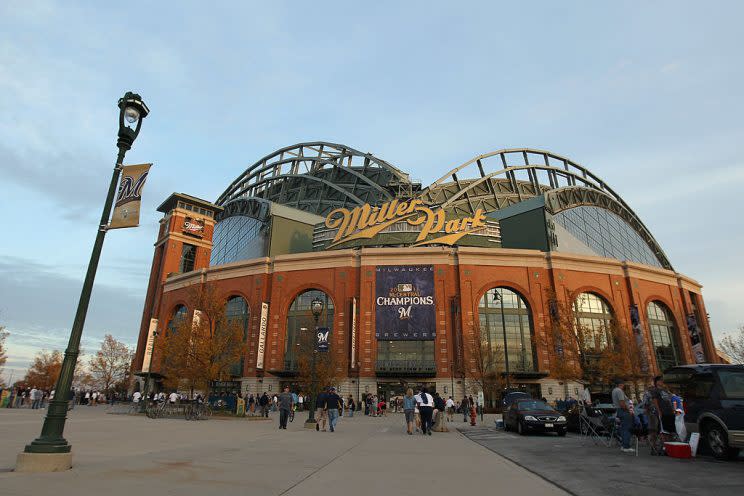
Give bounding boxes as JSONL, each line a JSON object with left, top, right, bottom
{"left": 180, "top": 244, "right": 197, "bottom": 273}
{"left": 553, "top": 205, "right": 662, "bottom": 267}
{"left": 284, "top": 290, "right": 335, "bottom": 368}
{"left": 167, "top": 305, "right": 187, "bottom": 335}
{"left": 646, "top": 300, "right": 680, "bottom": 371}
{"left": 477, "top": 287, "right": 535, "bottom": 372}
{"left": 573, "top": 293, "right": 613, "bottom": 352}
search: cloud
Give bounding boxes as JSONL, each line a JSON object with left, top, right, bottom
{"left": 0, "top": 255, "right": 142, "bottom": 382}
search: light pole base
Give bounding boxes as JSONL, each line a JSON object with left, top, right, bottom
{"left": 304, "top": 419, "right": 317, "bottom": 429}
{"left": 15, "top": 452, "right": 72, "bottom": 473}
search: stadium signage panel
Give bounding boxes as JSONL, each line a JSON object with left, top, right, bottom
{"left": 375, "top": 265, "right": 436, "bottom": 340}
{"left": 325, "top": 199, "right": 486, "bottom": 248}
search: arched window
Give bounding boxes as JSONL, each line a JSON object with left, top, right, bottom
{"left": 226, "top": 296, "right": 250, "bottom": 377}
{"left": 478, "top": 288, "right": 535, "bottom": 373}
{"left": 167, "top": 305, "right": 188, "bottom": 335}
{"left": 284, "top": 290, "right": 335, "bottom": 370}
{"left": 573, "top": 293, "right": 613, "bottom": 352}
{"left": 647, "top": 301, "right": 680, "bottom": 372}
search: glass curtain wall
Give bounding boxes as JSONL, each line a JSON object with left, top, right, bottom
{"left": 225, "top": 296, "right": 250, "bottom": 377}
{"left": 478, "top": 288, "right": 535, "bottom": 373}
{"left": 167, "top": 305, "right": 188, "bottom": 335}
{"left": 646, "top": 301, "right": 680, "bottom": 372}
{"left": 284, "top": 290, "right": 334, "bottom": 370}
{"left": 573, "top": 292, "right": 613, "bottom": 352}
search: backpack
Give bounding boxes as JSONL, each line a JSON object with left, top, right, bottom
{"left": 656, "top": 388, "right": 675, "bottom": 415}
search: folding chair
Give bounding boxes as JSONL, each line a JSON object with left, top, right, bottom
{"left": 579, "top": 403, "right": 612, "bottom": 446}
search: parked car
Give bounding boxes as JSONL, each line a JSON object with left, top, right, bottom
{"left": 504, "top": 399, "right": 568, "bottom": 436}
{"left": 502, "top": 390, "right": 531, "bottom": 409}
{"left": 664, "top": 364, "right": 744, "bottom": 460}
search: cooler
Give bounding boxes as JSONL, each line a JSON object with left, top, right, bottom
{"left": 664, "top": 442, "right": 692, "bottom": 459}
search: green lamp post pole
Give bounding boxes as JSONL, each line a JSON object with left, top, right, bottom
{"left": 24, "top": 92, "right": 149, "bottom": 454}
{"left": 305, "top": 297, "right": 324, "bottom": 427}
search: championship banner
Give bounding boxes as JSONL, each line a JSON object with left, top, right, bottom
{"left": 375, "top": 265, "right": 436, "bottom": 340}
{"left": 256, "top": 302, "right": 269, "bottom": 369}
{"left": 109, "top": 163, "right": 152, "bottom": 229}
{"left": 142, "top": 318, "right": 158, "bottom": 373}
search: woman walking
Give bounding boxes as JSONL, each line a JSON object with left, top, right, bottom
{"left": 403, "top": 388, "right": 416, "bottom": 435}
{"left": 416, "top": 387, "right": 435, "bottom": 435}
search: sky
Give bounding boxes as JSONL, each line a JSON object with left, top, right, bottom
{"left": 1, "top": 1, "right": 743, "bottom": 382}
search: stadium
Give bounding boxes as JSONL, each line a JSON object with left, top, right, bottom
{"left": 133, "top": 142, "right": 717, "bottom": 404}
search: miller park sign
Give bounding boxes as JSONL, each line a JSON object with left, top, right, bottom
{"left": 323, "top": 199, "right": 491, "bottom": 248}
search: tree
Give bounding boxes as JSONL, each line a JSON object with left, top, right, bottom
{"left": 24, "top": 350, "right": 63, "bottom": 390}
{"left": 88, "top": 334, "right": 133, "bottom": 392}
{"left": 0, "top": 326, "right": 7, "bottom": 387}
{"left": 465, "top": 324, "right": 507, "bottom": 410}
{"left": 542, "top": 290, "right": 584, "bottom": 399}
{"left": 542, "top": 289, "right": 649, "bottom": 398}
{"left": 23, "top": 349, "right": 88, "bottom": 392}
{"left": 159, "top": 283, "right": 248, "bottom": 396}
{"left": 718, "top": 325, "right": 744, "bottom": 364}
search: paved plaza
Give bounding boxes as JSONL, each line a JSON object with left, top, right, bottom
{"left": 0, "top": 407, "right": 564, "bottom": 496}
{"left": 2, "top": 408, "right": 742, "bottom": 496}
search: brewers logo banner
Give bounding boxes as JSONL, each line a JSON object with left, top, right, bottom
{"left": 109, "top": 163, "right": 152, "bottom": 229}
{"left": 375, "top": 265, "right": 436, "bottom": 340}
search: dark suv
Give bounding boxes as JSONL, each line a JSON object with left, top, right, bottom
{"left": 663, "top": 364, "right": 744, "bottom": 460}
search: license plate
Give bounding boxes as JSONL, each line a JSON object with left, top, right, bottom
{"left": 545, "top": 423, "right": 554, "bottom": 428}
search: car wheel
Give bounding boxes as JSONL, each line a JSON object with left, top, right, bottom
{"left": 518, "top": 420, "right": 526, "bottom": 436}
{"left": 706, "top": 423, "right": 739, "bottom": 460}
{"left": 557, "top": 429, "right": 567, "bottom": 437}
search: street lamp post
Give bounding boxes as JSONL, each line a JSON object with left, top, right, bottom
{"left": 22, "top": 92, "right": 149, "bottom": 459}
{"left": 304, "top": 296, "right": 324, "bottom": 428}
{"left": 494, "top": 289, "right": 512, "bottom": 390}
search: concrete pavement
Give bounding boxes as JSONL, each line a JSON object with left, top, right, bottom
{"left": 0, "top": 407, "right": 566, "bottom": 496}
{"left": 459, "top": 425, "right": 744, "bottom": 496}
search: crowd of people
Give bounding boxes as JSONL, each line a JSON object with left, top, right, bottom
{"left": 1, "top": 386, "right": 132, "bottom": 409}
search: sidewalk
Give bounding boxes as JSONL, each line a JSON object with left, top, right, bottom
{"left": 0, "top": 408, "right": 565, "bottom": 496}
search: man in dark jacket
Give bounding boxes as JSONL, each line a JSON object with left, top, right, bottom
{"left": 259, "top": 392, "right": 270, "bottom": 417}
{"left": 324, "top": 387, "right": 343, "bottom": 432}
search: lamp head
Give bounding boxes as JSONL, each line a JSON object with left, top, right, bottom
{"left": 117, "top": 91, "right": 149, "bottom": 151}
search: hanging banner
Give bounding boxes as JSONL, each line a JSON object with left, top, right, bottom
{"left": 686, "top": 314, "right": 706, "bottom": 363}
{"left": 256, "top": 302, "right": 269, "bottom": 369}
{"left": 142, "top": 318, "right": 158, "bottom": 373}
{"left": 109, "top": 163, "right": 152, "bottom": 229}
{"left": 316, "top": 327, "right": 330, "bottom": 352}
{"left": 629, "top": 305, "right": 650, "bottom": 374}
{"left": 350, "top": 297, "right": 357, "bottom": 368}
{"left": 375, "top": 265, "right": 436, "bottom": 340}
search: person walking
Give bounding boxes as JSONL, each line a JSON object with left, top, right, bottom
{"left": 612, "top": 378, "right": 635, "bottom": 453}
{"left": 316, "top": 387, "right": 329, "bottom": 431}
{"left": 460, "top": 397, "right": 469, "bottom": 422}
{"left": 347, "top": 395, "right": 356, "bottom": 417}
{"left": 259, "top": 392, "right": 270, "bottom": 417}
{"left": 403, "top": 388, "right": 416, "bottom": 435}
{"left": 415, "top": 387, "right": 435, "bottom": 435}
{"left": 278, "top": 386, "right": 294, "bottom": 429}
{"left": 445, "top": 396, "right": 455, "bottom": 422}
{"left": 324, "top": 387, "right": 342, "bottom": 432}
